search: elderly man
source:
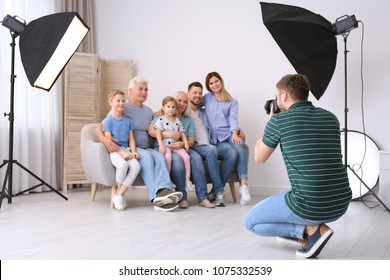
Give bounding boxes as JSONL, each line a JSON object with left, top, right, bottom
{"left": 97, "top": 76, "right": 182, "bottom": 211}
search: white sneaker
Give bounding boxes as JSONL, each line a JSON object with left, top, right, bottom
{"left": 239, "top": 185, "right": 251, "bottom": 205}
{"left": 185, "top": 180, "right": 194, "bottom": 192}
{"left": 112, "top": 194, "right": 126, "bottom": 210}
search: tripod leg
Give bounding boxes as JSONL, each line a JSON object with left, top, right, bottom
{"left": 13, "top": 161, "right": 68, "bottom": 201}
{"left": 349, "top": 166, "right": 390, "bottom": 213}
{"left": 0, "top": 160, "right": 8, "bottom": 169}
{"left": 0, "top": 162, "right": 12, "bottom": 208}
{"left": 1, "top": 172, "right": 9, "bottom": 209}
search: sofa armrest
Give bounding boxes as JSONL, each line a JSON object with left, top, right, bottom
{"left": 80, "top": 124, "right": 116, "bottom": 186}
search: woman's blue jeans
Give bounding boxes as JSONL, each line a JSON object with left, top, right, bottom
{"left": 215, "top": 142, "right": 238, "bottom": 188}
{"left": 227, "top": 136, "right": 248, "bottom": 181}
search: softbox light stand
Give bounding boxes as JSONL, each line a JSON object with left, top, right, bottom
{"left": 1, "top": 12, "right": 89, "bottom": 211}
{"left": 260, "top": 2, "right": 389, "bottom": 212}
{"left": 341, "top": 33, "right": 390, "bottom": 212}
{"left": 0, "top": 32, "right": 68, "bottom": 209}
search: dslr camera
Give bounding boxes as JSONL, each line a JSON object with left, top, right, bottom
{"left": 264, "top": 97, "right": 280, "bottom": 115}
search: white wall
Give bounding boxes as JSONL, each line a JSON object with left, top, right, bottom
{"left": 93, "top": 0, "right": 390, "bottom": 193}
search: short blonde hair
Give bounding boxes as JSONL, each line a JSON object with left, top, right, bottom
{"left": 107, "top": 89, "right": 125, "bottom": 102}
{"left": 174, "top": 91, "right": 187, "bottom": 99}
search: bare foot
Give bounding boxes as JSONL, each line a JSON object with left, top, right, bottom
{"left": 199, "top": 199, "right": 215, "bottom": 208}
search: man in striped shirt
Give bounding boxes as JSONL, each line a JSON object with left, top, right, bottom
{"left": 245, "top": 74, "right": 352, "bottom": 258}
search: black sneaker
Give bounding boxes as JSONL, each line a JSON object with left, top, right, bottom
{"left": 296, "top": 224, "right": 334, "bottom": 258}
{"left": 153, "top": 188, "right": 182, "bottom": 207}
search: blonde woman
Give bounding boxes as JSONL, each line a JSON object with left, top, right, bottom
{"left": 200, "top": 72, "right": 251, "bottom": 205}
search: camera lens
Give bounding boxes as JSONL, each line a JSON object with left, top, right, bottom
{"left": 264, "top": 99, "right": 273, "bottom": 115}
{"left": 264, "top": 98, "right": 280, "bottom": 115}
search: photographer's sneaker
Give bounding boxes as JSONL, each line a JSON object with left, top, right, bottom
{"left": 112, "top": 194, "right": 126, "bottom": 211}
{"left": 239, "top": 185, "right": 251, "bottom": 205}
{"left": 296, "top": 224, "right": 334, "bottom": 258}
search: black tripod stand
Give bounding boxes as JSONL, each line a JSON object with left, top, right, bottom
{"left": 341, "top": 32, "right": 389, "bottom": 212}
{"left": 0, "top": 32, "right": 68, "bottom": 210}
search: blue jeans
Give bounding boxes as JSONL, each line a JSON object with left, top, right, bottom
{"left": 136, "top": 147, "right": 172, "bottom": 201}
{"left": 170, "top": 152, "right": 186, "bottom": 201}
{"left": 244, "top": 191, "right": 338, "bottom": 239}
{"left": 227, "top": 136, "right": 248, "bottom": 181}
{"left": 170, "top": 150, "right": 209, "bottom": 202}
{"left": 214, "top": 141, "right": 238, "bottom": 189}
{"left": 193, "top": 144, "right": 229, "bottom": 194}
{"left": 189, "top": 149, "right": 209, "bottom": 202}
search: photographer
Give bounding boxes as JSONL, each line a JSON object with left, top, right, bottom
{"left": 245, "top": 74, "right": 352, "bottom": 258}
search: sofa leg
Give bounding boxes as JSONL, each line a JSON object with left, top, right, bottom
{"left": 229, "top": 182, "right": 237, "bottom": 203}
{"left": 91, "top": 183, "right": 98, "bottom": 201}
{"left": 110, "top": 185, "right": 118, "bottom": 208}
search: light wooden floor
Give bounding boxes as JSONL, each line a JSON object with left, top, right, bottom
{"left": 1, "top": 186, "right": 390, "bottom": 260}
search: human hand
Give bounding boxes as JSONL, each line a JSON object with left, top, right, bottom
{"left": 232, "top": 134, "right": 243, "bottom": 145}
{"left": 159, "top": 145, "right": 166, "bottom": 154}
{"left": 238, "top": 129, "right": 246, "bottom": 140}
{"left": 118, "top": 149, "right": 131, "bottom": 160}
{"left": 167, "top": 131, "right": 181, "bottom": 141}
{"left": 104, "top": 137, "right": 120, "bottom": 152}
{"left": 132, "top": 151, "right": 140, "bottom": 159}
{"left": 171, "top": 141, "right": 184, "bottom": 150}
{"left": 270, "top": 105, "right": 275, "bottom": 116}
{"left": 269, "top": 101, "right": 281, "bottom": 116}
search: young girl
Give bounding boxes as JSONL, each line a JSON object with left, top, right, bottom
{"left": 103, "top": 89, "right": 141, "bottom": 210}
{"left": 201, "top": 71, "right": 251, "bottom": 205}
{"left": 154, "top": 96, "right": 193, "bottom": 192}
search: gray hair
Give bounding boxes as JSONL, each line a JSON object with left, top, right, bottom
{"left": 128, "top": 76, "right": 148, "bottom": 89}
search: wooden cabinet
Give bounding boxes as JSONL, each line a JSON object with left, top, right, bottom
{"left": 63, "top": 52, "right": 134, "bottom": 192}
{"left": 101, "top": 60, "right": 134, "bottom": 116}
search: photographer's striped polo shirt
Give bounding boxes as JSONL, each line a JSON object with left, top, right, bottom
{"left": 263, "top": 101, "right": 352, "bottom": 220}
